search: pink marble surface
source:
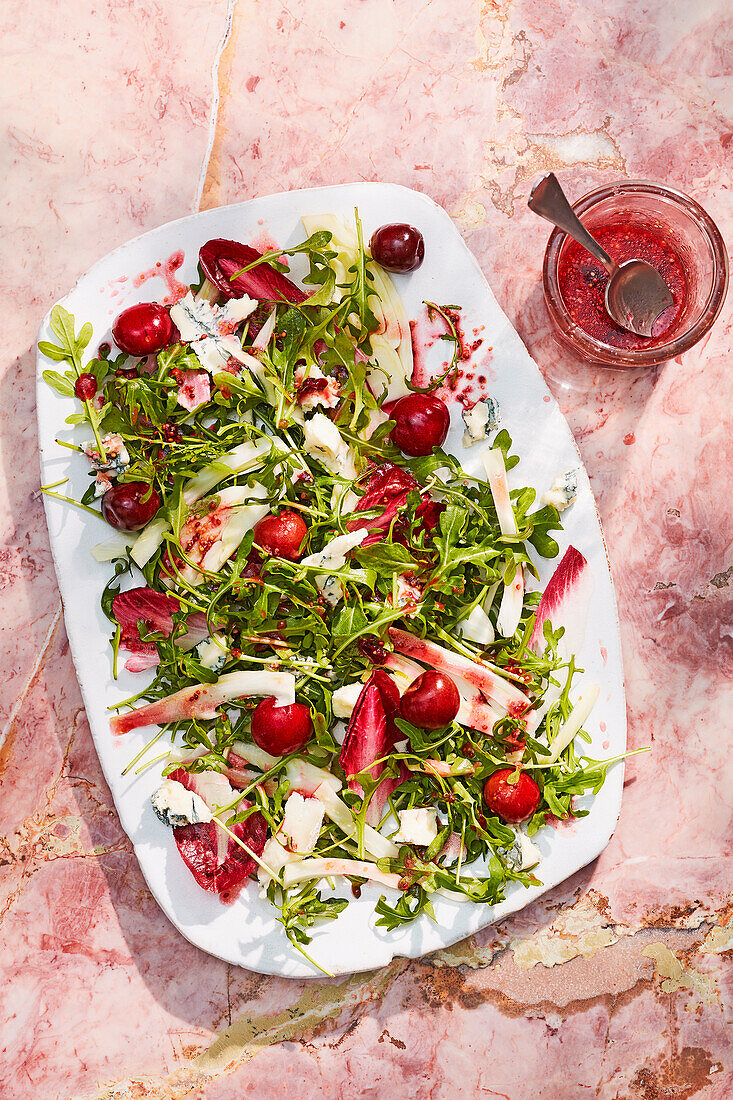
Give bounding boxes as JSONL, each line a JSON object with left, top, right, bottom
{"left": 1, "top": 1, "right": 732, "bottom": 1097}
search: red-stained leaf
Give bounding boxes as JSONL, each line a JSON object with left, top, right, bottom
{"left": 346, "top": 464, "right": 445, "bottom": 548}
{"left": 113, "top": 587, "right": 178, "bottom": 638}
{"left": 529, "top": 546, "right": 592, "bottom": 657}
{"left": 199, "top": 239, "right": 306, "bottom": 304}
{"left": 113, "top": 587, "right": 178, "bottom": 671}
{"left": 414, "top": 497, "right": 445, "bottom": 535}
{"left": 170, "top": 769, "right": 267, "bottom": 903}
{"left": 339, "top": 671, "right": 407, "bottom": 825}
{"left": 122, "top": 650, "right": 162, "bottom": 673}
{"left": 347, "top": 464, "right": 418, "bottom": 546}
{"left": 175, "top": 368, "right": 211, "bottom": 412}
{"left": 112, "top": 588, "right": 210, "bottom": 672}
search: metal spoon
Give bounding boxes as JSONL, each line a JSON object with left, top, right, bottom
{"left": 528, "top": 173, "right": 673, "bottom": 337}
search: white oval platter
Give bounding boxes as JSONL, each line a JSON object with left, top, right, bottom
{"left": 36, "top": 183, "right": 626, "bottom": 977}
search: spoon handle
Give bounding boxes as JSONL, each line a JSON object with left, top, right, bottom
{"left": 528, "top": 173, "right": 617, "bottom": 276}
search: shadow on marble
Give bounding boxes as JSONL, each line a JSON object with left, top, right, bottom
{"left": 0, "top": 343, "right": 65, "bottom": 734}
{"left": 518, "top": 278, "right": 665, "bottom": 406}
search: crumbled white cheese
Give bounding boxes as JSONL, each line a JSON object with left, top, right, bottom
{"left": 281, "top": 792, "right": 325, "bottom": 853}
{"left": 190, "top": 333, "right": 248, "bottom": 374}
{"left": 219, "top": 297, "right": 257, "bottom": 326}
{"left": 459, "top": 603, "right": 494, "bottom": 645}
{"left": 541, "top": 469, "right": 579, "bottom": 512}
{"left": 93, "top": 475, "right": 111, "bottom": 497}
{"left": 83, "top": 432, "right": 130, "bottom": 471}
{"left": 394, "top": 807, "right": 439, "bottom": 847}
{"left": 509, "top": 830, "right": 541, "bottom": 870}
{"left": 301, "top": 528, "right": 368, "bottom": 607}
{"left": 462, "top": 398, "right": 501, "bottom": 447}
{"left": 170, "top": 293, "right": 220, "bottom": 341}
{"left": 195, "top": 633, "right": 228, "bottom": 672}
{"left": 84, "top": 433, "right": 130, "bottom": 495}
{"left": 301, "top": 528, "right": 368, "bottom": 572}
{"left": 317, "top": 575, "right": 342, "bottom": 606}
{"left": 151, "top": 778, "right": 212, "bottom": 828}
{"left": 303, "top": 413, "right": 357, "bottom": 479}
{"left": 84, "top": 431, "right": 131, "bottom": 484}
{"left": 257, "top": 835, "right": 302, "bottom": 888}
{"left": 170, "top": 292, "right": 256, "bottom": 375}
{"left": 170, "top": 292, "right": 255, "bottom": 341}
{"left": 332, "top": 681, "right": 364, "bottom": 718}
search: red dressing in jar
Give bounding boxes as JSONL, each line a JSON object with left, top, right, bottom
{"left": 558, "top": 222, "right": 687, "bottom": 349}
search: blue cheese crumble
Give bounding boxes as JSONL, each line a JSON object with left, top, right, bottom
{"left": 541, "top": 469, "right": 579, "bottom": 512}
{"left": 83, "top": 432, "right": 130, "bottom": 496}
{"left": 461, "top": 398, "right": 501, "bottom": 447}
{"left": 151, "top": 778, "right": 212, "bottom": 828}
{"left": 195, "top": 633, "right": 228, "bottom": 672}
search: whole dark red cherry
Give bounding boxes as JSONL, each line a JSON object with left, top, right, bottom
{"left": 74, "top": 373, "right": 98, "bottom": 401}
{"left": 391, "top": 393, "right": 450, "bottom": 456}
{"left": 251, "top": 697, "right": 313, "bottom": 755}
{"left": 399, "top": 670, "right": 460, "bottom": 730}
{"left": 112, "top": 303, "right": 176, "bottom": 357}
{"left": 370, "top": 223, "right": 425, "bottom": 273}
{"left": 253, "top": 511, "right": 308, "bottom": 561}
{"left": 483, "top": 769, "right": 540, "bottom": 824}
{"left": 101, "top": 482, "right": 161, "bottom": 531}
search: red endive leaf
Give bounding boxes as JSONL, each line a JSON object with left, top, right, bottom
{"left": 170, "top": 769, "right": 267, "bottom": 903}
{"left": 199, "top": 239, "right": 306, "bottom": 304}
{"left": 529, "top": 546, "right": 593, "bottom": 656}
{"left": 339, "top": 672, "right": 406, "bottom": 826}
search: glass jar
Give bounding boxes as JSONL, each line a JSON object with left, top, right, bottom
{"left": 542, "top": 180, "right": 728, "bottom": 367}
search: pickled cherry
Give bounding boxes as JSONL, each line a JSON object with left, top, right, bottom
{"left": 251, "top": 697, "right": 313, "bottom": 755}
{"left": 370, "top": 224, "right": 425, "bottom": 273}
{"left": 101, "top": 482, "right": 161, "bottom": 531}
{"left": 391, "top": 393, "right": 450, "bottom": 457}
{"left": 400, "top": 670, "right": 460, "bottom": 729}
{"left": 253, "top": 511, "right": 307, "bottom": 560}
{"left": 74, "top": 373, "right": 98, "bottom": 401}
{"left": 483, "top": 769, "right": 540, "bottom": 824}
{"left": 112, "top": 302, "right": 176, "bottom": 357}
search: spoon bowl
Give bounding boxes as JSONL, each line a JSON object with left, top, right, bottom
{"left": 529, "top": 173, "right": 673, "bottom": 338}
{"left": 604, "top": 258, "right": 673, "bottom": 338}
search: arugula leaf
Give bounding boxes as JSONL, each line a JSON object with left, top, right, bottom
{"left": 228, "top": 230, "right": 334, "bottom": 281}
{"left": 42, "top": 369, "right": 76, "bottom": 396}
{"left": 433, "top": 502, "right": 465, "bottom": 573}
{"left": 354, "top": 542, "right": 417, "bottom": 574}
{"left": 165, "top": 479, "right": 188, "bottom": 539}
{"left": 493, "top": 428, "right": 519, "bottom": 471}
{"left": 303, "top": 267, "right": 336, "bottom": 307}
{"left": 526, "top": 505, "right": 563, "bottom": 558}
{"left": 275, "top": 882, "right": 348, "bottom": 948}
{"left": 40, "top": 306, "right": 108, "bottom": 458}
{"left": 49, "top": 304, "right": 78, "bottom": 351}
{"left": 332, "top": 604, "right": 368, "bottom": 643}
{"left": 375, "top": 886, "right": 435, "bottom": 929}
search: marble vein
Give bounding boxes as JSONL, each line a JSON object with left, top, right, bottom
{"left": 194, "top": 0, "right": 238, "bottom": 212}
